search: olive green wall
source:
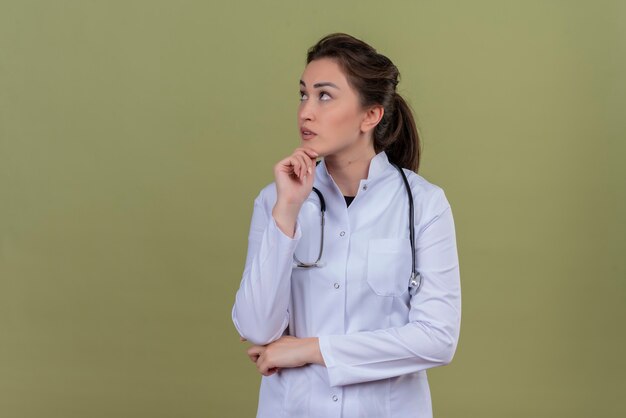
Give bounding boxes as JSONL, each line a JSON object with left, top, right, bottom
{"left": 1, "top": 1, "right": 624, "bottom": 417}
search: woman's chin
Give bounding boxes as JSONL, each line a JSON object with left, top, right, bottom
{"left": 301, "top": 144, "right": 322, "bottom": 156}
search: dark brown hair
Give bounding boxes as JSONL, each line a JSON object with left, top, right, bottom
{"left": 306, "top": 32, "right": 422, "bottom": 173}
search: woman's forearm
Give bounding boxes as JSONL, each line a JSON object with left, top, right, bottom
{"left": 272, "top": 201, "right": 302, "bottom": 238}
{"left": 305, "top": 337, "right": 326, "bottom": 366}
{"left": 232, "top": 195, "right": 303, "bottom": 346}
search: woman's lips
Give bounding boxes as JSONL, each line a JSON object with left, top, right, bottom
{"left": 301, "top": 131, "right": 317, "bottom": 140}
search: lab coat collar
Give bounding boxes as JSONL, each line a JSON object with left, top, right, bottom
{"left": 316, "top": 149, "right": 391, "bottom": 194}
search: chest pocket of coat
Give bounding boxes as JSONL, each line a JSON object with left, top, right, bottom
{"left": 366, "top": 238, "right": 413, "bottom": 297}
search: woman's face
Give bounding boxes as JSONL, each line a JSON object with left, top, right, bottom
{"left": 298, "top": 58, "right": 373, "bottom": 157}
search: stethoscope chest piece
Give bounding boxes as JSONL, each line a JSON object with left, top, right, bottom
{"left": 409, "top": 271, "right": 422, "bottom": 296}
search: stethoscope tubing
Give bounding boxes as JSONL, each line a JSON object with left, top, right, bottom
{"left": 294, "top": 159, "right": 422, "bottom": 295}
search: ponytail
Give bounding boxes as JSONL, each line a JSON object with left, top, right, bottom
{"left": 383, "top": 93, "right": 421, "bottom": 173}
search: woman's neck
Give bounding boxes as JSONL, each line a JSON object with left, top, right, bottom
{"left": 325, "top": 146, "right": 376, "bottom": 196}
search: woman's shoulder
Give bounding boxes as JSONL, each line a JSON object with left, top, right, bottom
{"left": 400, "top": 168, "right": 452, "bottom": 222}
{"left": 401, "top": 168, "right": 448, "bottom": 201}
{"left": 252, "top": 181, "right": 279, "bottom": 209}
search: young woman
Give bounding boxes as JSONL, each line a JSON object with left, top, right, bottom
{"left": 232, "top": 32, "right": 461, "bottom": 418}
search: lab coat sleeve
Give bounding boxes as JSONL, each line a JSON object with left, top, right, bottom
{"left": 231, "top": 190, "right": 303, "bottom": 346}
{"left": 318, "top": 202, "right": 461, "bottom": 387}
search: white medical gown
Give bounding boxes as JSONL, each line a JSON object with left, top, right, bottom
{"left": 232, "top": 150, "right": 461, "bottom": 418}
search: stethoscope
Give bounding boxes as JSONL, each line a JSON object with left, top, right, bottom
{"left": 292, "top": 160, "right": 423, "bottom": 296}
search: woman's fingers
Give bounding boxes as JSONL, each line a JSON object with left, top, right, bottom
{"left": 247, "top": 345, "right": 262, "bottom": 356}
{"left": 290, "top": 155, "right": 301, "bottom": 179}
{"left": 293, "top": 149, "right": 316, "bottom": 179}
{"left": 244, "top": 344, "right": 283, "bottom": 375}
{"left": 257, "top": 359, "right": 272, "bottom": 376}
{"left": 277, "top": 147, "right": 317, "bottom": 181}
{"left": 297, "top": 147, "right": 318, "bottom": 163}
{"left": 291, "top": 155, "right": 303, "bottom": 179}
{"left": 265, "top": 367, "right": 280, "bottom": 376}
{"left": 248, "top": 346, "right": 274, "bottom": 376}
{"left": 296, "top": 154, "right": 308, "bottom": 180}
{"left": 299, "top": 147, "right": 319, "bottom": 160}
{"left": 277, "top": 155, "right": 298, "bottom": 176}
{"left": 287, "top": 154, "right": 306, "bottom": 181}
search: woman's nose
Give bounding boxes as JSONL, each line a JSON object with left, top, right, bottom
{"left": 298, "top": 100, "right": 314, "bottom": 121}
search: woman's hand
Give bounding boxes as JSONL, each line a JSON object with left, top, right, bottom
{"left": 244, "top": 335, "right": 324, "bottom": 377}
{"left": 274, "top": 147, "right": 319, "bottom": 207}
{"left": 272, "top": 147, "right": 319, "bottom": 237}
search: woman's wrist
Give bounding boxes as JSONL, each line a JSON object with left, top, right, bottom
{"left": 304, "top": 337, "right": 326, "bottom": 366}
{"left": 272, "top": 201, "right": 301, "bottom": 238}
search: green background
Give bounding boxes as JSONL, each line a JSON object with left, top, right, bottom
{"left": 1, "top": 1, "right": 624, "bottom": 417}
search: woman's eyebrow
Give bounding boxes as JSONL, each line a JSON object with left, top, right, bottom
{"left": 300, "top": 80, "right": 340, "bottom": 90}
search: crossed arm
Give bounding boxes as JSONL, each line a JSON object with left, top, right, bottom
{"left": 232, "top": 190, "right": 461, "bottom": 387}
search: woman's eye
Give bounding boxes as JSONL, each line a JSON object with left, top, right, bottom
{"left": 299, "top": 91, "right": 331, "bottom": 101}
{"left": 319, "top": 91, "right": 331, "bottom": 101}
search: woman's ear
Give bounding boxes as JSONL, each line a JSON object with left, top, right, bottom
{"left": 360, "top": 105, "right": 384, "bottom": 133}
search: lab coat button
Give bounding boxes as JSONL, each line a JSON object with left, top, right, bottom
{"left": 334, "top": 282, "right": 340, "bottom": 289}
{"left": 363, "top": 184, "right": 367, "bottom": 190}
{"left": 332, "top": 394, "right": 338, "bottom": 401}
{"left": 339, "top": 231, "right": 345, "bottom": 236}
